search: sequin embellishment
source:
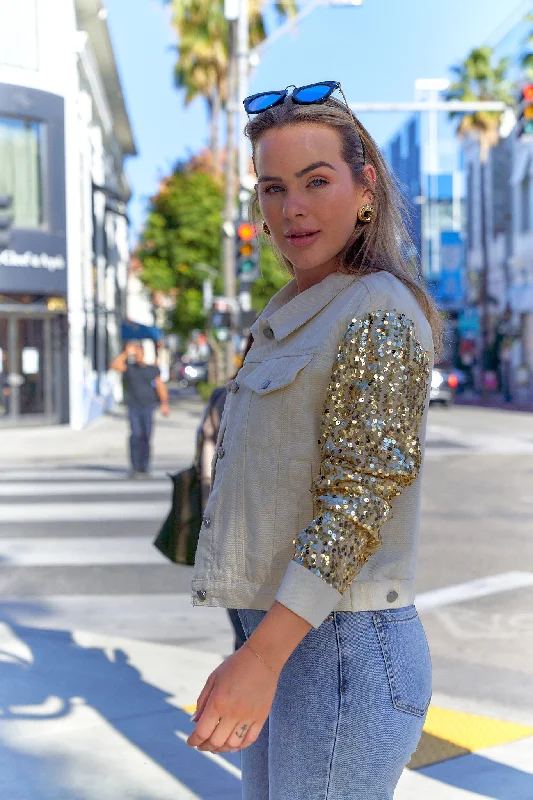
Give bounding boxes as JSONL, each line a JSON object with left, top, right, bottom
{"left": 293, "top": 310, "right": 431, "bottom": 594}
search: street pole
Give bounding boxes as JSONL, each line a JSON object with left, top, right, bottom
{"left": 221, "top": 16, "right": 238, "bottom": 381}
{"left": 237, "top": 0, "right": 252, "bottom": 318}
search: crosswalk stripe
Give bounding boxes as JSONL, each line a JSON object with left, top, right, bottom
{"left": 0, "top": 468, "right": 177, "bottom": 481}
{"left": 0, "top": 501, "right": 169, "bottom": 523}
{"left": 416, "top": 572, "right": 533, "bottom": 611}
{"left": 0, "top": 536, "right": 166, "bottom": 566}
{"left": 0, "top": 481, "right": 170, "bottom": 497}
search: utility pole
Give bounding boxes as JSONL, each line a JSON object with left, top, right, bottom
{"left": 222, "top": 3, "right": 238, "bottom": 381}
{"left": 237, "top": 0, "right": 252, "bottom": 317}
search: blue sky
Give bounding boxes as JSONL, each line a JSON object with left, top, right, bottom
{"left": 105, "top": 0, "right": 530, "bottom": 238}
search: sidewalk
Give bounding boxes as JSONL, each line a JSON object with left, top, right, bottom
{"left": 0, "top": 395, "right": 204, "bottom": 472}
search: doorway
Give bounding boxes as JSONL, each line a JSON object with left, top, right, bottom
{"left": 0, "top": 313, "right": 64, "bottom": 425}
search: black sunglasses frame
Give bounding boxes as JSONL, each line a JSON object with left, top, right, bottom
{"left": 243, "top": 81, "right": 341, "bottom": 115}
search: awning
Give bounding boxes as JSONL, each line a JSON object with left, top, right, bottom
{"left": 121, "top": 320, "right": 163, "bottom": 342}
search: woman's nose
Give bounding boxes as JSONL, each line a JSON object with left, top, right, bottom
{"left": 283, "top": 191, "right": 307, "bottom": 219}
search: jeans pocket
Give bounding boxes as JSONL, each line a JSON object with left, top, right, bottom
{"left": 373, "top": 608, "right": 432, "bottom": 718}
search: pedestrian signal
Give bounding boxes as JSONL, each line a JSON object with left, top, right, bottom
{"left": 236, "top": 221, "right": 258, "bottom": 280}
{"left": 518, "top": 84, "right": 533, "bottom": 137}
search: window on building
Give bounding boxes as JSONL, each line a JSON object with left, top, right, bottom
{"left": 0, "top": 117, "right": 44, "bottom": 229}
{"left": 520, "top": 169, "right": 531, "bottom": 234}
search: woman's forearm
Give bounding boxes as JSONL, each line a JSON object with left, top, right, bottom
{"left": 245, "top": 601, "right": 312, "bottom": 674}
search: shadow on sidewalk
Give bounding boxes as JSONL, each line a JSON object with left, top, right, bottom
{"left": 0, "top": 607, "right": 240, "bottom": 799}
{"left": 419, "top": 750, "right": 533, "bottom": 799}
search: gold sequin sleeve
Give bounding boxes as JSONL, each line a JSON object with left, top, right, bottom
{"left": 292, "top": 310, "right": 431, "bottom": 594}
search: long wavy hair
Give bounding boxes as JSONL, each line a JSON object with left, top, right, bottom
{"left": 245, "top": 95, "right": 442, "bottom": 354}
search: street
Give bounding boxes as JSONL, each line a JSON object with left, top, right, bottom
{"left": 0, "top": 401, "right": 532, "bottom": 799}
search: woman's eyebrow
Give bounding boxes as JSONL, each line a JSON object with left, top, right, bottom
{"left": 295, "top": 161, "right": 336, "bottom": 178}
{"left": 257, "top": 161, "right": 337, "bottom": 184}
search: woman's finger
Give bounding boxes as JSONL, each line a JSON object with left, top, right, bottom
{"left": 187, "top": 700, "right": 221, "bottom": 748}
{"left": 222, "top": 720, "right": 255, "bottom": 751}
{"left": 231, "top": 720, "right": 263, "bottom": 751}
{"left": 191, "top": 672, "right": 216, "bottom": 722}
{"left": 197, "top": 716, "right": 240, "bottom": 752}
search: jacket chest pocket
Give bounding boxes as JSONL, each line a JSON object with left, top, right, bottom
{"left": 241, "top": 353, "right": 314, "bottom": 582}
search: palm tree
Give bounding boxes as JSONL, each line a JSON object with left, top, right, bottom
{"left": 445, "top": 46, "right": 514, "bottom": 399}
{"left": 168, "top": 0, "right": 296, "bottom": 172}
{"left": 520, "top": 13, "right": 533, "bottom": 82}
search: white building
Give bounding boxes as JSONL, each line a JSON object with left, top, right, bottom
{"left": 0, "top": 0, "right": 136, "bottom": 428}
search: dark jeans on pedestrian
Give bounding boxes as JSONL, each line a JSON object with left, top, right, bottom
{"left": 128, "top": 405, "right": 154, "bottom": 473}
{"left": 227, "top": 608, "right": 246, "bottom": 650}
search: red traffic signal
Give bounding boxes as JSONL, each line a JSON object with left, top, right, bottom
{"left": 523, "top": 84, "right": 533, "bottom": 102}
{"left": 519, "top": 85, "right": 533, "bottom": 136}
{"left": 237, "top": 222, "right": 256, "bottom": 241}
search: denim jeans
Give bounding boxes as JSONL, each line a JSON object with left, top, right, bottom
{"left": 238, "top": 605, "right": 432, "bottom": 800}
{"left": 128, "top": 406, "right": 154, "bottom": 472}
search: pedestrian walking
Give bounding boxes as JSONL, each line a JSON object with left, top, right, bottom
{"left": 111, "top": 341, "right": 169, "bottom": 478}
{"left": 187, "top": 81, "right": 441, "bottom": 799}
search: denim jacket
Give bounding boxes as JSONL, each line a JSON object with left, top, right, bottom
{"left": 191, "top": 270, "right": 434, "bottom": 628}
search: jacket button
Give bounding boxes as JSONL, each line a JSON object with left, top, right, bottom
{"left": 203, "top": 516, "right": 211, "bottom": 527}
{"left": 228, "top": 380, "right": 239, "bottom": 393}
{"left": 260, "top": 379, "right": 271, "bottom": 389}
{"left": 196, "top": 589, "right": 207, "bottom": 602}
{"left": 218, "top": 446, "right": 225, "bottom": 458}
{"left": 263, "top": 326, "right": 274, "bottom": 339}
{"left": 232, "top": 381, "right": 240, "bottom": 393}
{"left": 387, "top": 590, "right": 399, "bottom": 603}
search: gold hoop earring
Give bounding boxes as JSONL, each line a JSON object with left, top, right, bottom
{"left": 262, "top": 222, "right": 271, "bottom": 236}
{"left": 357, "top": 204, "right": 374, "bottom": 224}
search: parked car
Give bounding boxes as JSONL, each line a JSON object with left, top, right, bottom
{"left": 430, "top": 363, "right": 461, "bottom": 406}
{"left": 173, "top": 361, "right": 209, "bottom": 388}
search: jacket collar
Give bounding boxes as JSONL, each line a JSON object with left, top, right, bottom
{"left": 251, "top": 271, "right": 359, "bottom": 342}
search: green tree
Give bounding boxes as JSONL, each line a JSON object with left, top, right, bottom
{"left": 445, "top": 46, "right": 513, "bottom": 395}
{"left": 136, "top": 161, "right": 225, "bottom": 338}
{"left": 136, "top": 156, "right": 288, "bottom": 339}
{"left": 521, "top": 13, "right": 533, "bottom": 81}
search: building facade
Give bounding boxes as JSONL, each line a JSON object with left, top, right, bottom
{"left": 0, "top": 0, "right": 136, "bottom": 428}
{"left": 461, "top": 7, "right": 533, "bottom": 403}
{"left": 384, "top": 80, "right": 467, "bottom": 363}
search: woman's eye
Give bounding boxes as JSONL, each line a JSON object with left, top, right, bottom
{"left": 309, "top": 178, "right": 328, "bottom": 188}
{"left": 263, "top": 185, "right": 283, "bottom": 194}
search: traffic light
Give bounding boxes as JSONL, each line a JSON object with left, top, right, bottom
{"left": 236, "top": 220, "right": 259, "bottom": 280}
{"left": 518, "top": 84, "right": 533, "bottom": 137}
{"left": 0, "top": 195, "right": 13, "bottom": 250}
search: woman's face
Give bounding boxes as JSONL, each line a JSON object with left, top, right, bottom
{"left": 255, "top": 123, "right": 375, "bottom": 286}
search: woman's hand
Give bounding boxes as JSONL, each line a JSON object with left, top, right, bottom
{"left": 187, "top": 645, "right": 278, "bottom": 753}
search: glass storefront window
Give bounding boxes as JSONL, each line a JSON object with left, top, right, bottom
{"left": 0, "top": 117, "right": 43, "bottom": 229}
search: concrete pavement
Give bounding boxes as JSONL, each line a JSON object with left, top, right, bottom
{"left": 0, "top": 401, "right": 532, "bottom": 798}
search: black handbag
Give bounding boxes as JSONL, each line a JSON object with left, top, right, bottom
{"left": 153, "top": 389, "right": 223, "bottom": 566}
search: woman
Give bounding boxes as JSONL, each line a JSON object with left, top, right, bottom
{"left": 187, "top": 81, "right": 441, "bottom": 799}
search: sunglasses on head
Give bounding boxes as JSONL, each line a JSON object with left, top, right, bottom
{"left": 243, "top": 81, "right": 366, "bottom": 163}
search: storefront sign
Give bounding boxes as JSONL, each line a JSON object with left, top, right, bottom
{"left": 0, "top": 249, "right": 66, "bottom": 272}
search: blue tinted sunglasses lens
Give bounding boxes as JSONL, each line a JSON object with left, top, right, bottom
{"left": 246, "top": 92, "right": 284, "bottom": 112}
{"left": 294, "top": 84, "right": 331, "bottom": 102}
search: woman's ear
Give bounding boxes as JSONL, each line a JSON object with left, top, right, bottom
{"left": 362, "top": 164, "right": 376, "bottom": 202}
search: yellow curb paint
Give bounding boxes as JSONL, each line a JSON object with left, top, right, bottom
{"left": 409, "top": 706, "right": 533, "bottom": 770}
{"left": 424, "top": 706, "right": 533, "bottom": 751}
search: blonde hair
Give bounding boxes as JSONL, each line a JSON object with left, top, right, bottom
{"left": 245, "top": 96, "right": 442, "bottom": 354}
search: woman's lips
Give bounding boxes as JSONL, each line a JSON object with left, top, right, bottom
{"left": 284, "top": 231, "right": 320, "bottom": 248}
